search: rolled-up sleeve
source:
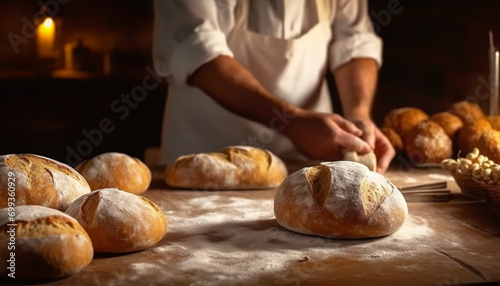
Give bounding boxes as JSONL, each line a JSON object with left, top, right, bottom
{"left": 329, "top": 0, "right": 383, "bottom": 71}
{"left": 153, "top": 0, "right": 234, "bottom": 85}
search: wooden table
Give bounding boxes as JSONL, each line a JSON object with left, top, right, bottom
{"left": 6, "top": 165, "right": 500, "bottom": 286}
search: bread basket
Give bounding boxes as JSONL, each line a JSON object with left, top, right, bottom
{"left": 449, "top": 171, "right": 488, "bottom": 200}
{"left": 473, "top": 180, "right": 500, "bottom": 215}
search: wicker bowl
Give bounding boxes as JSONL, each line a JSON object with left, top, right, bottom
{"left": 473, "top": 180, "right": 500, "bottom": 215}
{"left": 449, "top": 171, "right": 488, "bottom": 200}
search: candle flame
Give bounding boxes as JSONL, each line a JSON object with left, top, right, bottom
{"left": 43, "top": 18, "right": 53, "bottom": 29}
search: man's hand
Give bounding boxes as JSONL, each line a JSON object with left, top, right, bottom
{"left": 348, "top": 118, "right": 395, "bottom": 173}
{"left": 283, "top": 111, "right": 372, "bottom": 161}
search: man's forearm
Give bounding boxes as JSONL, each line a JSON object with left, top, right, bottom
{"left": 187, "top": 55, "right": 303, "bottom": 131}
{"left": 333, "top": 58, "right": 379, "bottom": 120}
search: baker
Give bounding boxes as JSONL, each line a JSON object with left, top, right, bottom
{"left": 152, "top": 0, "right": 395, "bottom": 173}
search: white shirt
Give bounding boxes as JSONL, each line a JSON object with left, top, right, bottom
{"left": 153, "top": 0, "right": 382, "bottom": 86}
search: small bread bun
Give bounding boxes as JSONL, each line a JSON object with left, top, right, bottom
{"left": 487, "top": 115, "right": 500, "bottom": 130}
{"left": 274, "top": 161, "right": 407, "bottom": 239}
{"left": 383, "top": 107, "right": 429, "bottom": 137}
{"left": 65, "top": 188, "right": 167, "bottom": 253}
{"left": 404, "top": 120, "right": 453, "bottom": 164}
{"left": 380, "top": 127, "right": 403, "bottom": 153}
{"left": 448, "top": 101, "right": 485, "bottom": 124}
{"left": 430, "top": 111, "right": 464, "bottom": 139}
{"left": 457, "top": 118, "right": 492, "bottom": 155}
{"left": 75, "top": 152, "right": 151, "bottom": 194}
{"left": 471, "top": 130, "right": 500, "bottom": 164}
{"left": 0, "top": 205, "right": 93, "bottom": 279}
{"left": 0, "top": 154, "right": 91, "bottom": 211}
{"left": 165, "top": 146, "right": 288, "bottom": 190}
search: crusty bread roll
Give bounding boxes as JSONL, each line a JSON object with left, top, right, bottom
{"left": 0, "top": 205, "right": 93, "bottom": 279}
{"left": 65, "top": 188, "right": 167, "bottom": 253}
{"left": 0, "top": 154, "right": 91, "bottom": 211}
{"left": 430, "top": 111, "right": 464, "bottom": 139}
{"left": 164, "top": 146, "right": 288, "bottom": 189}
{"left": 341, "top": 150, "right": 377, "bottom": 171}
{"left": 469, "top": 129, "right": 500, "bottom": 164}
{"left": 274, "top": 161, "right": 407, "bottom": 239}
{"left": 75, "top": 152, "right": 151, "bottom": 195}
{"left": 448, "top": 100, "right": 485, "bottom": 125}
{"left": 487, "top": 115, "right": 500, "bottom": 130}
{"left": 404, "top": 120, "right": 453, "bottom": 164}
{"left": 382, "top": 107, "right": 429, "bottom": 137}
{"left": 457, "top": 118, "right": 492, "bottom": 155}
{"left": 380, "top": 127, "right": 403, "bottom": 153}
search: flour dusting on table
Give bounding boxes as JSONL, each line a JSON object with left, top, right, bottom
{"left": 88, "top": 192, "right": 435, "bottom": 286}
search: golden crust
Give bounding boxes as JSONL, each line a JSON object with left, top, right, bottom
{"left": 76, "top": 152, "right": 152, "bottom": 195}
{"left": 65, "top": 189, "right": 168, "bottom": 253}
{"left": 164, "top": 146, "right": 288, "bottom": 189}
{"left": 0, "top": 206, "right": 93, "bottom": 279}
{"left": 448, "top": 101, "right": 485, "bottom": 125}
{"left": 383, "top": 107, "right": 429, "bottom": 137}
{"left": 0, "top": 154, "right": 91, "bottom": 211}
{"left": 404, "top": 120, "right": 453, "bottom": 164}
{"left": 457, "top": 118, "right": 492, "bottom": 155}
{"left": 430, "top": 111, "right": 464, "bottom": 139}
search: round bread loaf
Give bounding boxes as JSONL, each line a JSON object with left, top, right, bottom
{"left": 457, "top": 118, "right": 492, "bottom": 155}
{"left": 448, "top": 100, "right": 485, "bottom": 124}
{"left": 65, "top": 188, "right": 167, "bottom": 253}
{"left": 0, "top": 154, "right": 91, "bottom": 211}
{"left": 274, "top": 161, "right": 408, "bottom": 239}
{"left": 164, "top": 146, "right": 288, "bottom": 190}
{"left": 0, "top": 205, "right": 93, "bottom": 279}
{"left": 404, "top": 120, "right": 453, "bottom": 164}
{"left": 471, "top": 130, "right": 500, "bottom": 164}
{"left": 487, "top": 115, "right": 500, "bottom": 130}
{"left": 382, "top": 107, "right": 429, "bottom": 137}
{"left": 430, "top": 111, "right": 464, "bottom": 139}
{"left": 380, "top": 127, "right": 403, "bottom": 153}
{"left": 75, "top": 152, "right": 151, "bottom": 195}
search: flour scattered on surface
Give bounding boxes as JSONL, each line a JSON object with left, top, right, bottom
{"left": 91, "top": 193, "right": 435, "bottom": 285}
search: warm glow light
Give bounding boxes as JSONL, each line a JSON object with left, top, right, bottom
{"left": 37, "top": 17, "right": 55, "bottom": 58}
{"left": 43, "top": 18, "right": 53, "bottom": 29}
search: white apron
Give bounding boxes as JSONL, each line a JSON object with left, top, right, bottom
{"left": 160, "top": 0, "right": 333, "bottom": 164}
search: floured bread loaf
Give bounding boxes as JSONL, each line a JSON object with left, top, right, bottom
{"left": 75, "top": 152, "right": 152, "bottom": 194}
{"left": 342, "top": 150, "right": 377, "bottom": 171}
{"left": 164, "top": 146, "right": 288, "bottom": 189}
{"left": 0, "top": 205, "right": 93, "bottom": 279}
{"left": 65, "top": 188, "right": 167, "bottom": 253}
{"left": 274, "top": 161, "right": 408, "bottom": 239}
{"left": 0, "top": 154, "right": 91, "bottom": 211}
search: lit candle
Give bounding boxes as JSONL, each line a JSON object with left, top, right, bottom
{"left": 37, "top": 17, "right": 55, "bottom": 58}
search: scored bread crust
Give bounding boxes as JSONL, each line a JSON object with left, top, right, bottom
{"left": 0, "top": 205, "right": 93, "bottom": 279}
{"left": 0, "top": 154, "right": 91, "bottom": 211}
{"left": 164, "top": 146, "right": 288, "bottom": 189}
{"left": 274, "top": 161, "right": 408, "bottom": 239}
{"left": 75, "top": 152, "right": 152, "bottom": 195}
{"left": 65, "top": 188, "right": 168, "bottom": 253}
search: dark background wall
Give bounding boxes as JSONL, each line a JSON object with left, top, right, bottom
{"left": 1, "top": 0, "right": 499, "bottom": 166}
